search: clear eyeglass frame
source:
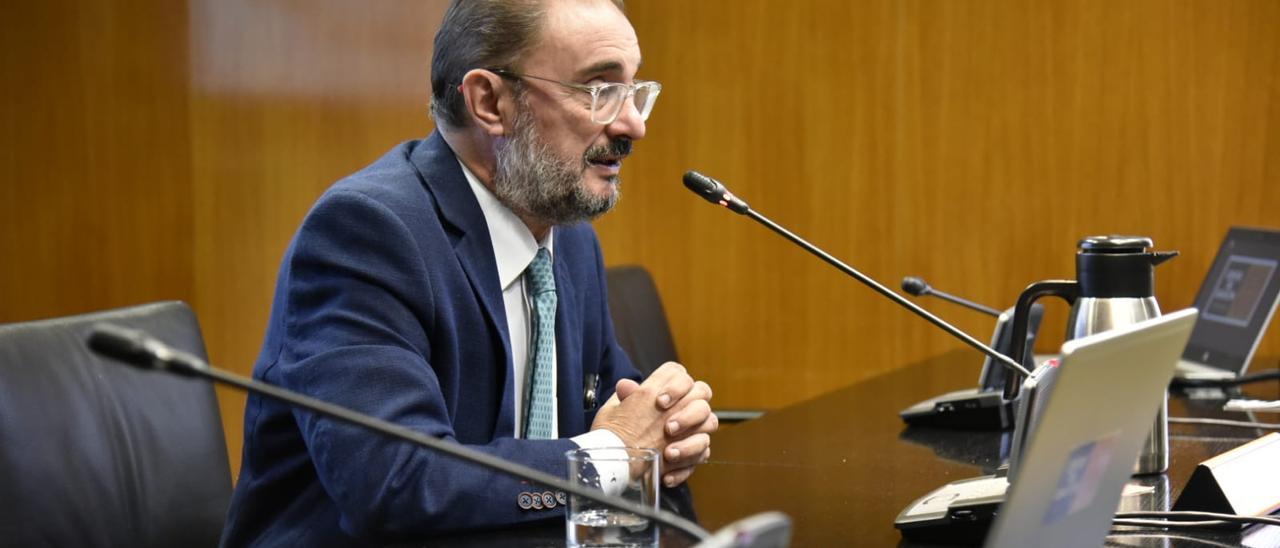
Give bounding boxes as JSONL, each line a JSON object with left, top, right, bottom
{"left": 489, "top": 68, "right": 662, "bottom": 125}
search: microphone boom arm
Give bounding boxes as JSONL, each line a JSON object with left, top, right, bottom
{"left": 744, "top": 211, "right": 1030, "bottom": 378}
{"left": 902, "top": 276, "right": 1003, "bottom": 318}
{"left": 682, "top": 171, "right": 1029, "bottom": 379}
{"left": 86, "top": 324, "right": 712, "bottom": 542}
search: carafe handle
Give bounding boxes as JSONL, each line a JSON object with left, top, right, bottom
{"left": 1004, "top": 280, "right": 1079, "bottom": 400}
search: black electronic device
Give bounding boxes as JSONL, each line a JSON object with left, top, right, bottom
{"left": 899, "top": 305, "right": 1044, "bottom": 430}
{"left": 894, "top": 361, "right": 1063, "bottom": 544}
{"left": 1175, "top": 226, "right": 1280, "bottom": 381}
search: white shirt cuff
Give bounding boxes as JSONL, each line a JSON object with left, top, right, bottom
{"left": 571, "top": 428, "right": 626, "bottom": 450}
{"left": 570, "top": 429, "right": 632, "bottom": 496}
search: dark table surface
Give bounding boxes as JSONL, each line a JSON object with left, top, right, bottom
{"left": 437, "top": 351, "right": 1280, "bottom": 547}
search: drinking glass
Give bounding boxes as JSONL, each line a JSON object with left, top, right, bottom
{"left": 565, "top": 447, "right": 659, "bottom": 548}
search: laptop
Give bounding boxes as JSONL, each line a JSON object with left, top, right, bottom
{"left": 1176, "top": 226, "right": 1280, "bottom": 380}
{"left": 984, "top": 309, "right": 1198, "bottom": 548}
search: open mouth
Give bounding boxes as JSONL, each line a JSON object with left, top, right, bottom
{"left": 585, "top": 138, "right": 632, "bottom": 170}
{"left": 587, "top": 155, "right": 624, "bottom": 169}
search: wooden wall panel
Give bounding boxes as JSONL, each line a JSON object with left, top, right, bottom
{"left": 3, "top": 0, "right": 1277, "bottom": 480}
{"left": 0, "top": 3, "right": 194, "bottom": 325}
{"left": 603, "top": 0, "right": 1280, "bottom": 410}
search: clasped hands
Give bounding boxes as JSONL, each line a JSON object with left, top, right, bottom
{"left": 590, "top": 362, "right": 718, "bottom": 488}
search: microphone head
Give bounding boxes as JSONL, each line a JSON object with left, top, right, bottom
{"left": 901, "top": 276, "right": 932, "bottom": 296}
{"left": 682, "top": 171, "right": 723, "bottom": 203}
{"left": 682, "top": 170, "right": 750, "bottom": 214}
{"left": 87, "top": 323, "right": 158, "bottom": 369}
{"left": 682, "top": 170, "right": 716, "bottom": 193}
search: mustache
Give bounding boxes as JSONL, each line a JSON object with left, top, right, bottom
{"left": 584, "top": 138, "right": 633, "bottom": 162}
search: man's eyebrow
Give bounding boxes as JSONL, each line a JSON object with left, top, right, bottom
{"left": 575, "top": 60, "right": 624, "bottom": 79}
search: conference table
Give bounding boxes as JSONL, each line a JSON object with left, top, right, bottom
{"left": 436, "top": 350, "right": 1280, "bottom": 547}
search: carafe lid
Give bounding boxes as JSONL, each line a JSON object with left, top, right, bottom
{"left": 1078, "top": 235, "right": 1153, "bottom": 253}
{"left": 1075, "top": 235, "right": 1176, "bottom": 298}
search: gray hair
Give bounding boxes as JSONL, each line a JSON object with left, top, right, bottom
{"left": 429, "top": 0, "right": 626, "bottom": 129}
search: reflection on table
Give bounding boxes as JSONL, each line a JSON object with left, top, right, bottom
{"left": 689, "top": 350, "right": 1279, "bottom": 547}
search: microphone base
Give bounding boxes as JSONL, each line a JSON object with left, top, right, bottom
{"left": 894, "top": 474, "right": 1007, "bottom": 545}
{"left": 899, "top": 388, "right": 1015, "bottom": 430}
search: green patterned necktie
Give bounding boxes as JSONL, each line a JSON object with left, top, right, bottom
{"left": 522, "top": 248, "right": 557, "bottom": 439}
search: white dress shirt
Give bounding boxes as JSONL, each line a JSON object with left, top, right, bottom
{"left": 459, "top": 161, "right": 623, "bottom": 452}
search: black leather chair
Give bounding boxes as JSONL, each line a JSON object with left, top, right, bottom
{"left": 606, "top": 265, "right": 681, "bottom": 378}
{"left": 606, "top": 265, "right": 764, "bottom": 423}
{"left": 0, "top": 301, "right": 232, "bottom": 547}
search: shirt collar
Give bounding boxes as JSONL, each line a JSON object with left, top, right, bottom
{"left": 459, "top": 160, "right": 553, "bottom": 290}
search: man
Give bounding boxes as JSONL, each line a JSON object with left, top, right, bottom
{"left": 220, "top": 0, "right": 717, "bottom": 545}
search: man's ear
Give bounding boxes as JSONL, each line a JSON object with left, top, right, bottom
{"left": 459, "top": 69, "right": 509, "bottom": 137}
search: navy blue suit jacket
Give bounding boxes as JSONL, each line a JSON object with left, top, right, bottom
{"left": 221, "top": 133, "right": 641, "bottom": 546}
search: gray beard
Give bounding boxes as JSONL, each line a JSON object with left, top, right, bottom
{"left": 492, "top": 106, "right": 619, "bottom": 227}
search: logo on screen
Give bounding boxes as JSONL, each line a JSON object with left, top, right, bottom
{"left": 1203, "top": 256, "right": 1278, "bottom": 328}
{"left": 1042, "top": 432, "right": 1119, "bottom": 526}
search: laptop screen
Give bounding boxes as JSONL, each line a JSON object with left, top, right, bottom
{"left": 1183, "top": 226, "right": 1280, "bottom": 373}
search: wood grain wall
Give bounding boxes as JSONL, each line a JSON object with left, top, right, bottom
{"left": 1, "top": 1, "right": 194, "bottom": 323}
{"left": 3, "top": 0, "right": 1277, "bottom": 479}
{"left": 609, "top": 0, "right": 1280, "bottom": 412}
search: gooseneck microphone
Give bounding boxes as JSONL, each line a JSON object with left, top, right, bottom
{"left": 681, "top": 170, "right": 1030, "bottom": 379}
{"left": 899, "top": 277, "right": 930, "bottom": 297}
{"left": 85, "top": 324, "right": 717, "bottom": 543}
{"left": 901, "top": 276, "right": 1002, "bottom": 318}
{"left": 683, "top": 171, "right": 750, "bottom": 214}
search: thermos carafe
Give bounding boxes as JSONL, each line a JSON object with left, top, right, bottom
{"left": 1007, "top": 236, "right": 1178, "bottom": 475}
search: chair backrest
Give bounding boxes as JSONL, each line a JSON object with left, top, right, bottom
{"left": 0, "top": 301, "right": 231, "bottom": 547}
{"left": 606, "top": 265, "right": 680, "bottom": 378}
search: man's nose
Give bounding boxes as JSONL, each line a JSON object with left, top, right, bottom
{"left": 605, "top": 100, "right": 647, "bottom": 141}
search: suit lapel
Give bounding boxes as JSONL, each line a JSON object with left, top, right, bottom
{"left": 409, "top": 133, "right": 517, "bottom": 437}
{"left": 553, "top": 246, "right": 585, "bottom": 436}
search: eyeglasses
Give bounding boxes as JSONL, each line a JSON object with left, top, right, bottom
{"left": 489, "top": 68, "right": 662, "bottom": 125}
